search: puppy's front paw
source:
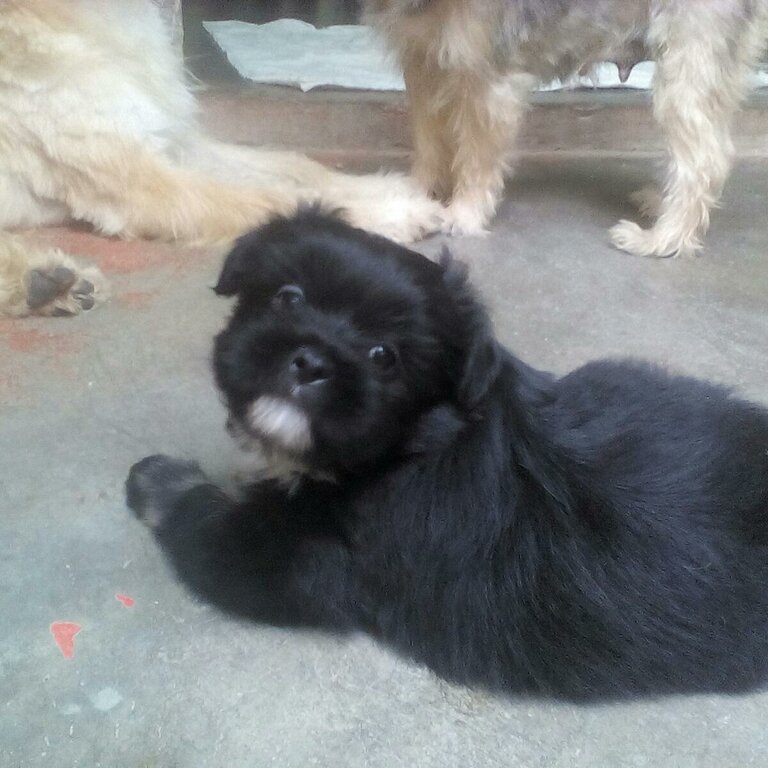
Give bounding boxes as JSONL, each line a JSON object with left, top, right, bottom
{"left": 126, "top": 455, "right": 207, "bottom": 528}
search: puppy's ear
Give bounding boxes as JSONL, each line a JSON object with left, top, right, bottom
{"left": 214, "top": 235, "right": 256, "bottom": 297}
{"left": 440, "top": 249, "right": 502, "bottom": 411}
{"left": 214, "top": 209, "right": 327, "bottom": 297}
{"left": 458, "top": 313, "right": 502, "bottom": 410}
{"left": 214, "top": 228, "right": 290, "bottom": 297}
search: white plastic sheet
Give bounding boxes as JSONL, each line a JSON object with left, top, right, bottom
{"left": 203, "top": 19, "right": 404, "bottom": 92}
{"left": 204, "top": 19, "right": 768, "bottom": 93}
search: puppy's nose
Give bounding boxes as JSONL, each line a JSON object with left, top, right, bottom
{"left": 290, "top": 347, "right": 330, "bottom": 386}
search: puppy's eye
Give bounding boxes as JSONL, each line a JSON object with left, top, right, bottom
{"left": 273, "top": 285, "right": 304, "bottom": 309}
{"left": 368, "top": 344, "right": 397, "bottom": 369}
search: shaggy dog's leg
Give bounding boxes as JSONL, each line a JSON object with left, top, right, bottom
{"left": 610, "top": 6, "right": 767, "bottom": 258}
{"left": 439, "top": 72, "right": 530, "bottom": 235}
{"left": 402, "top": 51, "right": 457, "bottom": 202}
{"left": 126, "top": 455, "right": 362, "bottom": 629}
{"left": 371, "top": 2, "right": 529, "bottom": 235}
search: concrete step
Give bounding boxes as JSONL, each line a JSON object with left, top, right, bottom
{"left": 200, "top": 86, "right": 768, "bottom": 164}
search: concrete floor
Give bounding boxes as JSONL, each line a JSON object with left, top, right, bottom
{"left": 2, "top": 157, "right": 768, "bottom": 767}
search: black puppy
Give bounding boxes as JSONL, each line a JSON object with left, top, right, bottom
{"left": 127, "top": 210, "right": 768, "bottom": 701}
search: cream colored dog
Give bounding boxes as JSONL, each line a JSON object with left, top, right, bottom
{"left": 0, "top": 0, "right": 443, "bottom": 317}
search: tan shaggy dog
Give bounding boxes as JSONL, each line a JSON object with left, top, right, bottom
{"left": 365, "top": 0, "right": 768, "bottom": 257}
{"left": 0, "top": 0, "right": 443, "bottom": 318}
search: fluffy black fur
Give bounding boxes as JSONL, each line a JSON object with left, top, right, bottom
{"left": 126, "top": 210, "right": 768, "bottom": 701}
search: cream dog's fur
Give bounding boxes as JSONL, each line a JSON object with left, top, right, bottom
{"left": 0, "top": 0, "right": 443, "bottom": 317}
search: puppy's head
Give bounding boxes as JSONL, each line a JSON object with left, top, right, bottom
{"left": 213, "top": 209, "right": 500, "bottom": 474}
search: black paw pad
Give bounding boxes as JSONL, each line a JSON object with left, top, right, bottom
{"left": 51, "top": 266, "right": 78, "bottom": 289}
{"left": 72, "top": 279, "right": 96, "bottom": 310}
{"left": 26, "top": 267, "right": 75, "bottom": 310}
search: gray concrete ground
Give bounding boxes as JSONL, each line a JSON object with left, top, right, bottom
{"left": 2, "top": 158, "right": 768, "bottom": 767}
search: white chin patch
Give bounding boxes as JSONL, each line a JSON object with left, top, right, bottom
{"left": 247, "top": 396, "right": 312, "bottom": 454}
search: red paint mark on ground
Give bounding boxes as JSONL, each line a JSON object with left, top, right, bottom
{"left": 51, "top": 622, "right": 82, "bottom": 659}
{"left": 96, "top": 245, "right": 166, "bottom": 275}
{"left": 30, "top": 226, "right": 204, "bottom": 276}
{"left": 117, "top": 291, "right": 154, "bottom": 309}
{"left": 1, "top": 327, "right": 49, "bottom": 352}
{"left": 0, "top": 321, "right": 83, "bottom": 357}
{"left": 115, "top": 594, "right": 135, "bottom": 608}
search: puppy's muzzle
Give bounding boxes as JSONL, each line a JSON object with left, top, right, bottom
{"left": 287, "top": 346, "right": 334, "bottom": 406}
{"left": 245, "top": 396, "right": 313, "bottom": 455}
{"left": 290, "top": 346, "right": 332, "bottom": 389}
{"left": 225, "top": 346, "right": 334, "bottom": 457}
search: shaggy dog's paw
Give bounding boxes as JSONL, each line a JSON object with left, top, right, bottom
{"left": 609, "top": 220, "right": 701, "bottom": 259}
{"left": 126, "top": 455, "right": 207, "bottom": 528}
{"left": 25, "top": 255, "right": 108, "bottom": 317}
{"left": 443, "top": 200, "right": 491, "bottom": 237}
